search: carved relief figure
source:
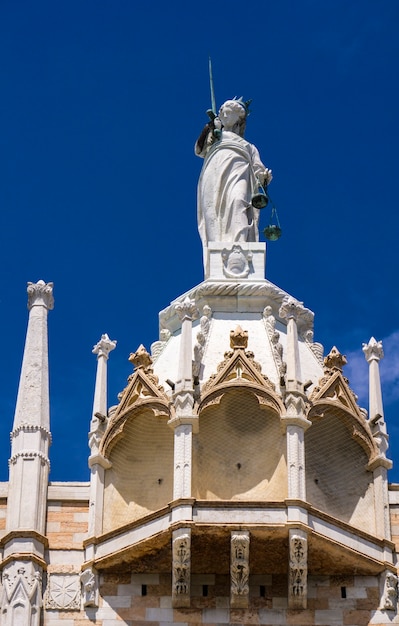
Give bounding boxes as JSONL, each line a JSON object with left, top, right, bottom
{"left": 0, "top": 564, "right": 42, "bottom": 626}
{"left": 289, "top": 534, "right": 307, "bottom": 608}
{"left": 231, "top": 532, "right": 250, "bottom": 604}
{"left": 172, "top": 534, "right": 191, "bottom": 598}
{"left": 195, "top": 99, "right": 272, "bottom": 247}
{"left": 80, "top": 568, "right": 98, "bottom": 608}
{"left": 380, "top": 571, "right": 398, "bottom": 611}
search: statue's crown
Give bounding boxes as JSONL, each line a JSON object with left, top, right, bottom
{"left": 233, "top": 96, "right": 252, "bottom": 115}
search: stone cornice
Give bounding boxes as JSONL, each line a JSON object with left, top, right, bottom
{"left": 0, "top": 529, "right": 49, "bottom": 550}
{"left": 9, "top": 451, "right": 50, "bottom": 468}
{"left": 84, "top": 496, "right": 394, "bottom": 572}
{"left": 11, "top": 424, "right": 52, "bottom": 441}
{"left": 159, "top": 280, "right": 314, "bottom": 334}
{"left": 0, "top": 552, "right": 47, "bottom": 571}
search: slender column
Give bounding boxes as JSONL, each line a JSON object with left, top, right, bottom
{"left": 281, "top": 298, "right": 303, "bottom": 393}
{"left": 279, "top": 299, "right": 311, "bottom": 503}
{"left": 7, "top": 280, "right": 53, "bottom": 533}
{"left": 175, "top": 297, "right": 198, "bottom": 392}
{"left": 87, "top": 334, "right": 116, "bottom": 538}
{"left": 363, "top": 337, "right": 392, "bottom": 541}
{"left": 172, "top": 528, "right": 191, "bottom": 608}
{"left": 230, "top": 531, "right": 250, "bottom": 608}
{"left": 169, "top": 298, "right": 198, "bottom": 504}
{"left": 2, "top": 280, "right": 53, "bottom": 626}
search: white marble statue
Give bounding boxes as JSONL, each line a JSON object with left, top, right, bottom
{"left": 195, "top": 99, "right": 272, "bottom": 247}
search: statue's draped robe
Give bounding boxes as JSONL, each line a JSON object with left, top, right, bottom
{"left": 196, "top": 130, "right": 267, "bottom": 246}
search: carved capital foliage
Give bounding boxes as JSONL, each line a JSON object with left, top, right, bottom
{"left": 44, "top": 573, "right": 81, "bottom": 610}
{"left": 289, "top": 533, "right": 307, "bottom": 609}
{"left": 363, "top": 336, "right": 384, "bottom": 363}
{"left": 80, "top": 567, "right": 98, "bottom": 608}
{"left": 380, "top": 570, "right": 398, "bottom": 611}
{"left": 175, "top": 297, "right": 198, "bottom": 322}
{"left": 279, "top": 297, "right": 305, "bottom": 322}
{"left": 1, "top": 561, "right": 43, "bottom": 625}
{"left": 230, "top": 531, "right": 250, "bottom": 608}
{"left": 27, "top": 280, "right": 54, "bottom": 310}
{"left": 284, "top": 392, "right": 306, "bottom": 418}
{"left": 92, "top": 334, "right": 117, "bottom": 359}
{"left": 172, "top": 531, "right": 191, "bottom": 608}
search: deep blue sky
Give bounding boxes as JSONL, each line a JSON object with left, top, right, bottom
{"left": 0, "top": 1, "right": 398, "bottom": 482}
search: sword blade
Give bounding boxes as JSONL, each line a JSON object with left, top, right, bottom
{"left": 209, "top": 56, "right": 217, "bottom": 116}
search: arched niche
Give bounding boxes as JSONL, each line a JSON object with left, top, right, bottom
{"left": 305, "top": 410, "right": 375, "bottom": 534}
{"left": 103, "top": 406, "right": 173, "bottom": 533}
{"left": 193, "top": 388, "right": 287, "bottom": 501}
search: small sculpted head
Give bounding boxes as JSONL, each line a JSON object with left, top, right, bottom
{"left": 219, "top": 99, "right": 247, "bottom": 136}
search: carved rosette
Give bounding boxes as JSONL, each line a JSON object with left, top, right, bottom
{"left": 380, "top": 570, "right": 398, "bottom": 611}
{"left": 172, "top": 531, "right": 191, "bottom": 608}
{"left": 80, "top": 567, "right": 98, "bottom": 608}
{"left": 44, "top": 573, "right": 81, "bottom": 610}
{"left": 0, "top": 561, "right": 43, "bottom": 625}
{"left": 230, "top": 531, "right": 250, "bottom": 608}
{"left": 27, "top": 280, "right": 54, "bottom": 310}
{"left": 92, "top": 333, "right": 117, "bottom": 360}
{"left": 289, "top": 533, "right": 307, "bottom": 609}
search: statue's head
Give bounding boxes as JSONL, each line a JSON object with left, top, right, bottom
{"left": 219, "top": 99, "right": 249, "bottom": 136}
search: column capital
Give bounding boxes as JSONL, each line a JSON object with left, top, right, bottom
{"left": 175, "top": 297, "right": 199, "bottom": 322}
{"left": 92, "top": 334, "right": 117, "bottom": 359}
{"left": 363, "top": 337, "right": 384, "bottom": 363}
{"left": 27, "top": 280, "right": 54, "bottom": 310}
{"left": 279, "top": 297, "right": 304, "bottom": 322}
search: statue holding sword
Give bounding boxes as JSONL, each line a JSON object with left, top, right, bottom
{"left": 195, "top": 59, "right": 272, "bottom": 249}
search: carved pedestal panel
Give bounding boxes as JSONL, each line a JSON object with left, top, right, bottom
{"left": 45, "top": 573, "right": 81, "bottom": 610}
{"left": 380, "top": 570, "right": 398, "bottom": 611}
{"left": 288, "top": 530, "right": 307, "bottom": 609}
{"left": 230, "top": 531, "right": 250, "bottom": 608}
{"left": 0, "top": 561, "right": 42, "bottom": 626}
{"left": 172, "top": 528, "right": 191, "bottom": 608}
